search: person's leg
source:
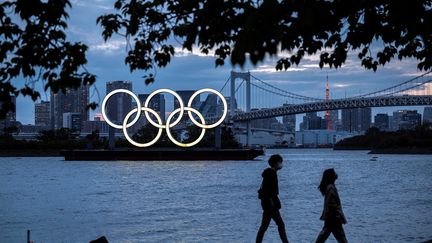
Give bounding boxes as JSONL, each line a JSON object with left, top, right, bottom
{"left": 331, "top": 221, "right": 348, "bottom": 243}
{"left": 271, "top": 210, "right": 289, "bottom": 243}
{"left": 256, "top": 210, "right": 272, "bottom": 243}
{"left": 315, "top": 221, "right": 332, "bottom": 243}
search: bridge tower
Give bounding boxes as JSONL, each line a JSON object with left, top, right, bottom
{"left": 230, "top": 71, "right": 252, "bottom": 147}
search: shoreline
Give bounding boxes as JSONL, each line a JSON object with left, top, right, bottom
{"left": 0, "top": 150, "right": 62, "bottom": 157}
{"left": 369, "top": 147, "right": 432, "bottom": 154}
{"left": 2, "top": 147, "right": 432, "bottom": 157}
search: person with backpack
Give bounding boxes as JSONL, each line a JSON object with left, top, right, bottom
{"left": 256, "top": 154, "right": 289, "bottom": 243}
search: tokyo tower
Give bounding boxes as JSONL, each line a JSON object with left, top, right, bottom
{"left": 325, "top": 74, "right": 331, "bottom": 130}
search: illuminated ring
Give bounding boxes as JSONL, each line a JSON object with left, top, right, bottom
{"left": 122, "top": 107, "right": 163, "bottom": 147}
{"left": 144, "top": 88, "right": 184, "bottom": 129}
{"left": 102, "top": 89, "right": 141, "bottom": 129}
{"left": 165, "top": 107, "right": 206, "bottom": 147}
{"left": 187, "top": 88, "right": 228, "bottom": 129}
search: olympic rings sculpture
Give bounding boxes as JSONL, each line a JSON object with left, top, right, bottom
{"left": 101, "top": 88, "right": 228, "bottom": 147}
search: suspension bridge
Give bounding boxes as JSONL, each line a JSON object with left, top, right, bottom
{"left": 213, "top": 71, "right": 432, "bottom": 146}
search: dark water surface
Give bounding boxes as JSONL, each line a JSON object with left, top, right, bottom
{"left": 1, "top": 149, "right": 431, "bottom": 243}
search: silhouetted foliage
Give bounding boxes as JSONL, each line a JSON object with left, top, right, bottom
{"left": 98, "top": 0, "right": 432, "bottom": 84}
{"left": 335, "top": 124, "right": 432, "bottom": 150}
{"left": 126, "top": 122, "right": 239, "bottom": 148}
{"left": 85, "top": 129, "right": 100, "bottom": 141}
{"left": 184, "top": 124, "right": 240, "bottom": 148}
{"left": 0, "top": 0, "right": 96, "bottom": 118}
{"left": 3, "top": 125, "right": 19, "bottom": 135}
{"left": 130, "top": 123, "right": 180, "bottom": 147}
{"left": 37, "top": 128, "right": 78, "bottom": 141}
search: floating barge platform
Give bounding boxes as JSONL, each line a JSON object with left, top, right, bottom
{"left": 61, "top": 148, "right": 264, "bottom": 161}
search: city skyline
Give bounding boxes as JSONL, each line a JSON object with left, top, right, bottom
{"left": 12, "top": 89, "right": 432, "bottom": 134}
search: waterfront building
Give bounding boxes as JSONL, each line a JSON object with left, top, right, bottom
{"left": 105, "top": 81, "right": 132, "bottom": 125}
{"left": 6, "top": 95, "right": 16, "bottom": 122}
{"left": 330, "top": 110, "right": 339, "bottom": 130}
{"left": 295, "top": 130, "right": 359, "bottom": 147}
{"left": 35, "top": 100, "right": 50, "bottom": 131}
{"left": 0, "top": 95, "right": 17, "bottom": 131}
{"left": 341, "top": 108, "right": 371, "bottom": 132}
{"left": 392, "top": 110, "right": 422, "bottom": 130}
{"left": 235, "top": 131, "right": 294, "bottom": 147}
{"left": 138, "top": 93, "right": 166, "bottom": 122}
{"left": 282, "top": 104, "right": 296, "bottom": 133}
{"left": 82, "top": 120, "right": 110, "bottom": 133}
{"left": 50, "top": 85, "right": 89, "bottom": 130}
{"left": 300, "top": 112, "right": 325, "bottom": 131}
{"left": 174, "top": 90, "right": 200, "bottom": 109}
{"left": 250, "top": 109, "right": 281, "bottom": 130}
{"left": 423, "top": 107, "right": 432, "bottom": 124}
{"left": 62, "top": 112, "right": 82, "bottom": 131}
{"left": 199, "top": 94, "right": 218, "bottom": 118}
{"left": 374, "top": 113, "right": 389, "bottom": 131}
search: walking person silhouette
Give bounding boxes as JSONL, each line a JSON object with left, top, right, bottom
{"left": 256, "top": 154, "right": 289, "bottom": 243}
{"left": 315, "top": 168, "right": 348, "bottom": 243}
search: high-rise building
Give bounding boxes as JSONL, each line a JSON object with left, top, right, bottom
{"left": 282, "top": 114, "right": 296, "bottom": 133}
{"left": 423, "top": 107, "right": 432, "bottom": 124}
{"left": 174, "top": 90, "right": 200, "bottom": 109}
{"left": 105, "top": 81, "right": 132, "bottom": 124}
{"left": 250, "top": 109, "right": 282, "bottom": 130}
{"left": 199, "top": 94, "right": 218, "bottom": 117}
{"left": 62, "top": 112, "right": 82, "bottom": 131}
{"left": 330, "top": 110, "right": 339, "bottom": 130}
{"left": 0, "top": 95, "right": 16, "bottom": 121}
{"left": 299, "top": 112, "right": 324, "bottom": 130}
{"left": 35, "top": 101, "right": 50, "bottom": 131}
{"left": 307, "top": 112, "right": 323, "bottom": 130}
{"left": 392, "top": 110, "right": 421, "bottom": 130}
{"left": 224, "top": 96, "right": 238, "bottom": 115}
{"left": 50, "top": 85, "right": 89, "bottom": 130}
{"left": 388, "top": 115, "right": 394, "bottom": 131}
{"left": 374, "top": 113, "right": 389, "bottom": 131}
{"left": 0, "top": 95, "right": 17, "bottom": 131}
{"left": 6, "top": 95, "right": 16, "bottom": 122}
{"left": 360, "top": 108, "right": 372, "bottom": 131}
{"left": 82, "top": 113, "right": 109, "bottom": 133}
{"left": 341, "top": 108, "right": 371, "bottom": 132}
{"left": 282, "top": 104, "right": 296, "bottom": 132}
{"left": 138, "top": 93, "right": 166, "bottom": 122}
{"left": 173, "top": 90, "right": 200, "bottom": 124}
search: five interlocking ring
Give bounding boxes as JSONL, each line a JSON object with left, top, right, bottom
{"left": 101, "top": 88, "right": 228, "bottom": 147}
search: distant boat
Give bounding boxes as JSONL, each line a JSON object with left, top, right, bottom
{"left": 370, "top": 156, "right": 378, "bottom": 161}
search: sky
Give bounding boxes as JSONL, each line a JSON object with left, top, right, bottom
{"left": 14, "top": 0, "right": 431, "bottom": 128}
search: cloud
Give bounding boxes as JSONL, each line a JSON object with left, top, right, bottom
{"left": 332, "top": 84, "right": 351, "bottom": 88}
{"left": 70, "top": 0, "right": 112, "bottom": 10}
{"left": 402, "top": 83, "right": 432, "bottom": 96}
{"left": 174, "top": 46, "right": 215, "bottom": 57}
{"left": 301, "top": 64, "right": 320, "bottom": 68}
{"left": 89, "top": 40, "right": 126, "bottom": 54}
{"left": 250, "top": 65, "right": 306, "bottom": 73}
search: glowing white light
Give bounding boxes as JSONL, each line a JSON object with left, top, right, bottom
{"left": 101, "top": 89, "right": 141, "bottom": 129}
{"left": 102, "top": 88, "right": 228, "bottom": 148}
{"left": 122, "top": 107, "right": 163, "bottom": 147}
{"left": 165, "top": 107, "right": 206, "bottom": 147}
{"left": 144, "top": 88, "right": 184, "bottom": 128}
{"left": 187, "top": 88, "right": 227, "bottom": 129}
